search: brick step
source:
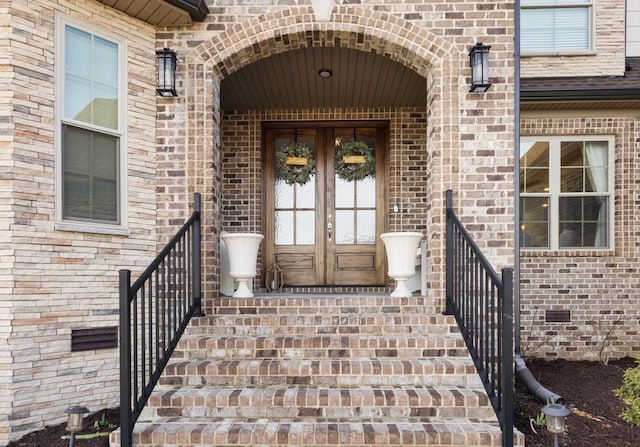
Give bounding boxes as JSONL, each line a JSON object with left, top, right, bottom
{"left": 172, "top": 333, "right": 469, "bottom": 360}
{"left": 212, "top": 295, "right": 442, "bottom": 315}
{"left": 159, "top": 358, "right": 483, "bottom": 387}
{"left": 113, "top": 417, "right": 510, "bottom": 446}
{"left": 186, "top": 313, "right": 457, "bottom": 336}
{"left": 143, "top": 385, "right": 495, "bottom": 420}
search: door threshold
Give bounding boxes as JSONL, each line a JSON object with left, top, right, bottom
{"left": 258, "top": 285, "right": 388, "bottom": 295}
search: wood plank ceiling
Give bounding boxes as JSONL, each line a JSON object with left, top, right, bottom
{"left": 221, "top": 47, "right": 427, "bottom": 111}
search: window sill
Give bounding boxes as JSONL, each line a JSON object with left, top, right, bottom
{"left": 520, "top": 248, "right": 615, "bottom": 258}
{"left": 521, "top": 50, "right": 597, "bottom": 58}
{"left": 55, "top": 221, "right": 130, "bottom": 236}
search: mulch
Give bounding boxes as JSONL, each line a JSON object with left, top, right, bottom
{"left": 514, "top": 356, "right": 639, "bottom": 447}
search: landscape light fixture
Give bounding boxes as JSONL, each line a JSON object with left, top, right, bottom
{"left": 469, "top": 42, "right": 491, "bottom": 93}
{"left": 541, "top": 403, "right": 570, "bottom": 447}
{"left": 156, "top": 48, "right": 178, "bottom": 97}
{"left": 64, "top": 405, "right": 90, "bottom": 447}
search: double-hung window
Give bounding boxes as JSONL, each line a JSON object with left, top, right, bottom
{"left": 57, "top": 17, "right": 125, "bottom": 228}
{"left": 521, "top": 0, "right": 593, "bottom": 54}
{"left": 520, "top": 137, "right": 613, "bottom": 250}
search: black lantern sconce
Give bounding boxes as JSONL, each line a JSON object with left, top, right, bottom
{"left": 469, "top": 42, "right": 491, "bottom": 93}
{"left": 156, "top": 48, "right": 177, "bottom": 97}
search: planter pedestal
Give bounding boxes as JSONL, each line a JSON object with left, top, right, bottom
{"left": 220, "top": 232, "right": 264, "bottom": 298}
{"left": 380, "top": 231, "right": 423, "bottom": 298}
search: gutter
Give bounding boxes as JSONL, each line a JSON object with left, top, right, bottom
{"left": 166, "top": 0, "right": 209, "bottom": 22}
{"left": 521, "top": 87, "right": 640, "bottom": 102}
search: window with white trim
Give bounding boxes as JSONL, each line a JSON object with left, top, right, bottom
{"left": 57, "top": 17, "right": 125, "bottom": 226}
{"left": 520, "top": 137, "right": 613, "bottom": 250}
{"left": 521, "top": 0, "right": 593, "bottom": 53}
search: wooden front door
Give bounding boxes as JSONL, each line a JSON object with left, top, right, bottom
{"left": 264, "top": 123, "right": 386, "bottom": 287}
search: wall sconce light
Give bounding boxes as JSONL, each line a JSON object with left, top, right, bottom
{"left": 156, "top": 48, "right": 177, "bottom": 97}
{"left": 64, "top": 406, "right": 89, "bottom": 447}
{"left": 469, "top": 42, "right": 491, "bottom": 93}
{"left": 541, "top": 403, "right": 570, "bottom": 447}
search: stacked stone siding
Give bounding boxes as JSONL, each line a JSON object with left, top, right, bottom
{"left": 520, "top": 0, "right": 627, "bottom": 78}
{"left": 520, "top": 113, "right": 640, "bottom": 361}
{"left": 1, "top": 0, "right": 159, "bottom": 443}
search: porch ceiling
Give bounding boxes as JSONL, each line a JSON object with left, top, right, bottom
{"left": 95, "top": 0, "right": 208, "bottom": 26}
{"left": 220, "top": 47, "right": 428, "bottom": 111}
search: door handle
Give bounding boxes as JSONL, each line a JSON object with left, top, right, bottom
{"left": 327, "top": 222, "right": 332, "bottom": 241}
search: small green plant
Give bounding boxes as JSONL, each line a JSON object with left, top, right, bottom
{"left": 93, "top": 412, "right": 115, "bottom": 431}
{"left": 529, "top": 410, "right": 546, "bottom": 434}
{"left": 614, "top": 358, "right": 640, "bottom": 426}
{"left": 529, "top": 397, "right": 555, "bottom": 434}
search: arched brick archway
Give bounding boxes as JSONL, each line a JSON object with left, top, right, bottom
{"left": 185, "top": 6, "right": 462, "bottom": 310}
{"left": 194, "top": 6, "right": 456, "bottom": 80}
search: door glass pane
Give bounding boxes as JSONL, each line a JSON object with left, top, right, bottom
{"left": 296, "top": 211, "right": 315, "bottom": 245}
{"left": 275, "top": 211, "right": 294, "bottom": 245}
{"left": 335, "top": 176, "right": 354, "bottom": 208}
{"left": 275, "top": 179, "right": 294, "bottom": 208}
{"left": 335, "top": 210, "right": 354, "bottom": 244}
{"left": 297, "top": 177, "right": 315, "bottom": 207}
{"left": 356, "top": 177, "right": 375, "bottom": 208}
{"left": 357, "top": 210, "right": 376, "bottom": 244}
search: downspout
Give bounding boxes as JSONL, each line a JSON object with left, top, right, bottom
{"left": 513, "top": 0, "right": 563, "bottom": 405}
{"left": 514, "top": 0, "right": 522, "bottom": 357}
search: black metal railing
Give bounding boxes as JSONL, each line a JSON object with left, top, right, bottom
{"left": 118, "top": 193, "right": 203, "bottom": 447}
{"left": 444, "top": 189, "right": 514, "bottom": 447}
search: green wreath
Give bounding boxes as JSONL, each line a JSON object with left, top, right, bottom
{"left": 334, "top": 141, "right": 376, "bottom": 182}
{"left": 275, "top": 141, "right": 316, "bottom": 185}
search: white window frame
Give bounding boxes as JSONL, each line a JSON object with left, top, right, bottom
{"left": 520, "top": 135, "right": 615, "bottom": 251}
{"left": 521, "top": 0, "right": 595, "bottom": 56}
{"left": 55, "top": 15, "right": 128, "bottom": 234}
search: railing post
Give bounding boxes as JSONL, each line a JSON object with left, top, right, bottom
{"left": 119, "top": 269, "right": 132, "bottom": 447}
{"left": 192, "top": 192, "right": 204, "bottom": 317}
{"left": 501, "top": 267, "right": 514, "bottom": 447}
{"left": 444, "top": 189, "right": 454, "bottom": 315}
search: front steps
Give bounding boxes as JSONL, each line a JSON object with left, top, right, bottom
{"left": 110, "top": 295, "right": 524, "bottom": 446}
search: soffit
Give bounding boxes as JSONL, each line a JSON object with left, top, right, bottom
{"left": 220, "top": 47, "right": 427, "bottom": 111}
{"left": 95, "top": 0, "right": 208, "bottom": 26}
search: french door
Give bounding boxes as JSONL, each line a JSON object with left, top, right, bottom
{"left": 264, "top": 123, "right": 387, "bottom": 287}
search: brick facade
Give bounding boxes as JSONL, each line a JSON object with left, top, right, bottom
{"left": 519, "top": 113, "right": 640, "bottom": 361}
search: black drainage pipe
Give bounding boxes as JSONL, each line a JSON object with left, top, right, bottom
{"left": 515, "top": 354, "right": 565, "bottom": 405}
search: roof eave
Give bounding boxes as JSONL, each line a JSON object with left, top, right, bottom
{"left": 521, "top": 88, "right": 640, "bottom": 102}
{"left": 165, "top": 0, "right": 209, "bottom": 21}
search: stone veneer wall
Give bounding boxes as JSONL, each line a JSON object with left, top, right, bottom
{"left": 520, "top": 0, "right": 627, "bottom": 78}
{"left": 0, "top": 0, "right": 160, "bottom": 443}
{"left": 520, "top": 113, "right": 640, "bottom": 361}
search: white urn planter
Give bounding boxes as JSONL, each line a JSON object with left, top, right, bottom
{"left": 380, "top": 231, "right": 423, "bottom": 298}
{"left": 220, "top": 232, "right": 264, "bottom": 298}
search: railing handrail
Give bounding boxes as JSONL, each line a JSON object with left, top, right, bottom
{"left": 119, "top": 193, "right": 202, "bottom": 447}
{"left": 445, "top": 189, "right": 514, "bottom": 447}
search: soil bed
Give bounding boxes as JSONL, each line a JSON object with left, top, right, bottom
{"left": 514, "top": 356, "right": 639, "bottom": 447}
{"left": 5, "top": 358, "right": 640, "bottom": 447}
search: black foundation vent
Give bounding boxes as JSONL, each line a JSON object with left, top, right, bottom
{"left": 71, "top": 327, "right": 118, "bottom": 352}
{"left": 545, "top": 310, "right": 571, "bottom": 323}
